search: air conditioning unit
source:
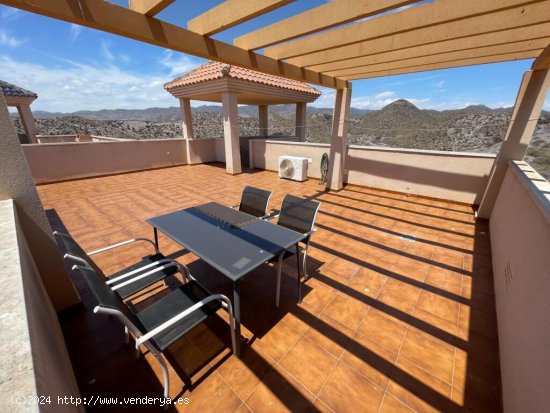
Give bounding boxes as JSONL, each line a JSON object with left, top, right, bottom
{"left": 279, "top": 156, "right": 309, "bottom": 182}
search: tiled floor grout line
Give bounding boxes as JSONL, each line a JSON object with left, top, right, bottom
{"left": 451, "top": 254, "right": 468, "bottom": 403}
{"left": 385, "top": 284, "right": 424, "bottom": 411}
{"left": 42, "top": 165, "right": 500, "bottom": 412}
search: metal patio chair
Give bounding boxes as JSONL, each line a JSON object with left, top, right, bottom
{"left": 269, "top": 194, "right": 321, "bottom": 304}
{"left": 54, "top": 231, "right": 178, "bottom": 300}
{"left": 232, "top": 185, "right": 273, "bottom": 218}
{"left": 71, "top": 262, "right": 236, "bottom": 399}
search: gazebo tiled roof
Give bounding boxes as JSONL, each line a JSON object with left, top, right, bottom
{"left": 0, "top": 80, "right": 37, "bottom": 98}
{"left": 164, "top": 61, "right": 321, "bottom": 96}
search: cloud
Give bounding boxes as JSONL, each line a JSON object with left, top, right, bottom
{"left": 0, "top": 54, "right": 194, "bottom": 112}
{"left": 381, "top": 74, "right": 442, "bottom": 87}
{"left": 349, "top": 91, "right": 431, "bottom": 110}
{"left": 309, "top": 86, "right": 336, "bottom": 108}
{"left": 0, "top": 30, "right": 26, "bottom": 48}
{"left": 100, "top": 39, "right": 115, "bottom": 62}
{"left": 70, "top": 24, "right": 82, "bottom": 42}
{"left": 435, "top": 80, "right": 446, "bottom": 92}
{"left": 98, "top": 39, "right": 131, "bottom": 64}
{"left": 159, "top": 50, "right": 204, "bottom": 77}
{"left": 0, "top": 6, "right": 21, "bottom": 22}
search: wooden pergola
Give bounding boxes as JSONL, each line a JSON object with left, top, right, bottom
{"left": 3, "top": 0, "right": 549, "bottom": 217}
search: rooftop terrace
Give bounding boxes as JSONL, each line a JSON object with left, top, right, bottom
{"left": 40, "top": 163, "right": 500, "bottom": 412}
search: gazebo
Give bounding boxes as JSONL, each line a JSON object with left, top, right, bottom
{"left": 164, "top": 61, "right": 321, "bottom": 174}
{"left": 0, "top": 80, "right": 38, "bottom": 144}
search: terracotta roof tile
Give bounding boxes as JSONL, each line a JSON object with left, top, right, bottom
{"left": 164, "top": 61, "right": 321, "bottom": 95}
{"left": 0, "top": 80, "right": 37, "bottom": 98}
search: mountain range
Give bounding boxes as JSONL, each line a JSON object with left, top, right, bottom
{"left": 12, "top": 100, "right": 549, "bottom": 180}
{"left": 31, "top": 104, "right": 372, "bottom": 121}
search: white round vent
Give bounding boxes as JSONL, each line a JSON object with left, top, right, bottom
{"left": 279, "top": 158, "right": 295, "bottom": 179}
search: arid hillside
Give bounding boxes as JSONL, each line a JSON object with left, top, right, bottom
{"left": 13, "top": 100, "right": 550, "bottom": 179}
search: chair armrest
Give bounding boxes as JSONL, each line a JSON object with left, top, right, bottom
{"left": 105, "top": 258, "right": 187, "bottom": 286}
{"left": 230, "top": 204, "right": 240, "bottom": 209}
{"left": 110, "top": 262, "right": 180, "bottom": 291}
{"left": 264, "top": 210, "right": 280, "bottom": 220}
{"left": 304, "top": 227, "right": 318, "bottom": 237}
{"left": 134, "top": 293, "right": 231, "bottom": 348}
{"left": 87, "top": 237, "right": 159, "bottom": 256}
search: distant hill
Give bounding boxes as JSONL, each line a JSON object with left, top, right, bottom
{"left": 12, "top": 99, "right": 549, "bottom": 180}
{"left": 32, "top": 104, "right": 371, "bottom": 121}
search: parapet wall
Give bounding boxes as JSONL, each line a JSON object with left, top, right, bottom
{"left": 489, "top": 161, "right": 550, "bottom": 413}
{"left": 250, "top": 140, "right": 496, "bottom": 204}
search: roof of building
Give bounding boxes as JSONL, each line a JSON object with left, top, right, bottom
{"left": 164, "top": 61, "right": 321, "bottom": 96}
{"left": 0, "top": 80, "right": 37, "bottom": 98}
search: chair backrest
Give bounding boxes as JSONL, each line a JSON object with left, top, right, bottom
{"left": 277, "top": 194, "right": 321, "bottom": 234}
{"left": 239, "top": 186, "right": 272, "bottom": 218}
{"left": 54, "top": 231, "right": 102, "bottom": 273}
{"left": 74, "top": 265, "right": 145, "bottom": 335}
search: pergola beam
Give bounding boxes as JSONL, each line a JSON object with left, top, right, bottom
{"left": 234, "top": 0, "right": 419, "bottom": 51}
{"left": 342, "top": 50, "right": 542, "bottom": 80}
{"left": 478, "top": 65, "right": 550, "bottom": 217}
{"left": 0, "top": 0, "right": 347, "bottom": 89}
{"left": 265, "top": 0, "right": 543, "bottom": 60}
{"left": 188, "top": 0, "right": 293, "bottom": 36}
{"left": 128, "top": 0, "right": 174, "bottom": 17}
{"left": 328, "top": 40, "right": 550, "bottom": 78}
{"left": 532, "top": 43, "right": 550, "bottom": 69}
{"left": 288, "top": 1, "right": 550, "bottom": 68}
{"left": 309, "top": 25, "right": 550, "bottom": 73}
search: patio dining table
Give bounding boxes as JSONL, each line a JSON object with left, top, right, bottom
{"left": 146, "top": 201, "right": 306, "bottom": 356}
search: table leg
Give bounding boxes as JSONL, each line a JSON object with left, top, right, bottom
{"left": 275, "top": 251, "right": 284, "bottom": 308}
{"left": 233, "top": 279, "right": 242, "bottom": 357}
{"left": 153, "top": 227, "right": 159, "bottom": 251}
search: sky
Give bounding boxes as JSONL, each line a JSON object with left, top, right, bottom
{"left": 0, "top": 1, "right": 547, "bottom": 113}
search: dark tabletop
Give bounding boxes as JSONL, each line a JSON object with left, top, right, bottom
{"left": 147, "top": 202, "right": 306, "bottom": 281}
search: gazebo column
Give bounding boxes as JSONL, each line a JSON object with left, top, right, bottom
{"left": 295, "top": 102, "right": 306, "bottom": 141}
{"left": 478, "top": 51, "right": 550, "bottom": 218}
{"left": 326, "top": 87, "right": 352, "bottom": 191}
{"left": 222, "top": 91, "right": 242, "bottom": 174}
{"left": 179, "top": 98, "right": 194, "bottom": 140}
{"left": 16, "top": 104, "right": 38, "bottom": 144}
{"left": 179, "top": 98, "right": 197, "bottom": 165}
{"left": 259, "top": 104, "right": 268, "bottom": 137}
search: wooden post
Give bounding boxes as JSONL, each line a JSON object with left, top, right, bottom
{"left": 259, "top": 104, "right": 268, "bottom": 137}
{"left": 478, "top": 67, "right": 550, "bottom": 218}
{"left": 295, "top": 102, "right": 306, "bottom": 141}
{"left": 16, "top": 104, "right": 38, "bottom": 143}
{"left": 326, "top": 87, "right": 351, "bottom": 190}
{"left": 222, "top": 91, "right": 242, "bottom": 174}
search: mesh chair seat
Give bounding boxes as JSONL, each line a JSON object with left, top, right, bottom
{"left": 239, "top": 186, "right": 272, "bottom": 218}
{"left": 136, "top": 280, "right": 221, "bottom": 351}
{"left": 107, "top": 253, "right": 178, "bottom": 299}
{"left": 54, "top": 231, "right": 174, "bottom": 299}
{"left": 74, "top": 264, "right": 235, "bottom": 399}
{"left": 270, "top": 194, "right": 321, "bottom": 304}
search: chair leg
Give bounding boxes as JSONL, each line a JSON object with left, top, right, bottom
{"left": 124, "top": 326, "right": 130, "bottom": 345}
{"left": 302, "top": 247, "right": 309, "bottom": 281}
{"left": 275, "top": 252, "right": 284, "bottom": 307}
{"left": 296, "top": 251, "right": 302, "bottom": 303}
{"left": 153, "top": 350, "right": 170, "bottom": 401}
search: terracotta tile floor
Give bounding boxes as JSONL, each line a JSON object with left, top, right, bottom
{"left": 40, "top": 163, "right": 502, "bottom": 412}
